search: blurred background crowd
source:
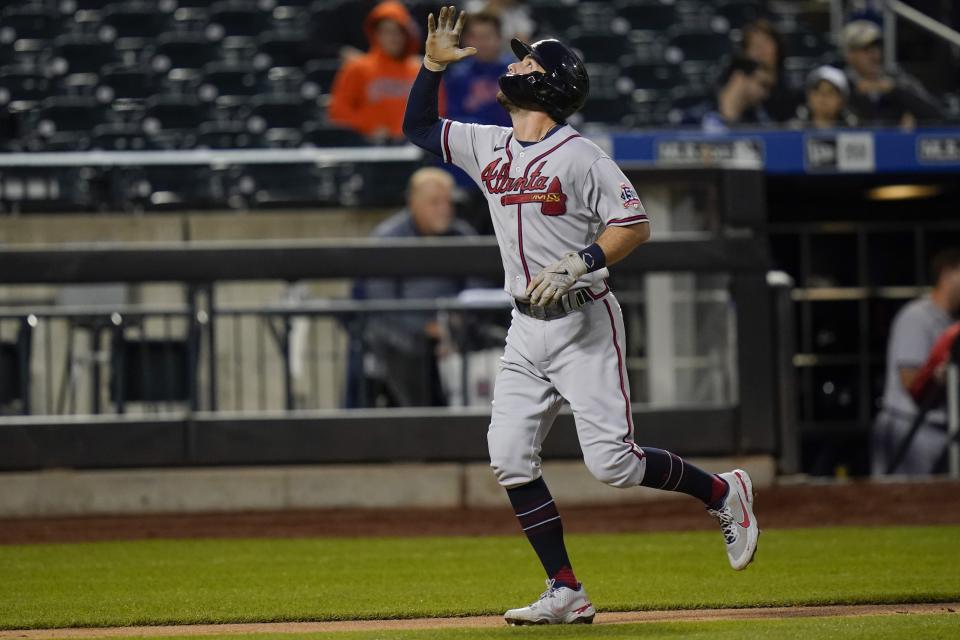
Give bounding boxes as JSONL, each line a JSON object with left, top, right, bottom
{"left": 0, "top": 0, "right": 955, "bottom": 154}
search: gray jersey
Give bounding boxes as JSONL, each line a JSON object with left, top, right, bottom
{"left": 440, "top": 120, "right": 648, "bottom": 298}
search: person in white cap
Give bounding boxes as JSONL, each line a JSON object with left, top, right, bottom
{"left": 791, "top": 65, "right": 857, "bottom": 129}
{"left": 842, "top": 19, "right": 941, "bottom": 126}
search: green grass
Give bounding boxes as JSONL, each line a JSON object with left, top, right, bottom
{"left": 88, "top": 614, "right": 960, "bottom": 640}
{"left": 1, "top": 526, "right": 959, "bottom": 630}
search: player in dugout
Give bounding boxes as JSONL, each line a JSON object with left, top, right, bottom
{"left": 402, "top": 7, "right": 760, "bottom": 626}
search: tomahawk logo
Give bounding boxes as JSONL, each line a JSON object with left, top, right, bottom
{"left": 481, "top": 159, "right": 568, "bottom": 215}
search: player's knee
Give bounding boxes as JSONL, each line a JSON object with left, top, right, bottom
{"left": 584, "top": 449, "right": 642, "bottom": 488}
{"left": 488, "top": 427, "right": 538, "bottom": 486}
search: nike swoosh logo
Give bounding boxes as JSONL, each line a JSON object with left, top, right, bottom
{"left": 735, "top": 471, "right": 750, "bottom": 504}
{"left": 736, "top": 495, "right": 750, "bottom": 528}
{"left": 494, "top": 146, "right": 505, "bottom": 151}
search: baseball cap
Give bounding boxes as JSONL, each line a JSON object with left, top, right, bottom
{"left": 842, "top": 20, "right": 882, "bottom": 50}
{"left": 806, "top": 65, "right": 849, "bottom": 98}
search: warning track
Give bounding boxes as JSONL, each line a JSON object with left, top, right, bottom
{"left": 2, "top": 602, "right": 956, "bottom": 638}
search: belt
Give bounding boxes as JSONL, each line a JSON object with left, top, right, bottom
{"left": 514, "top": 289, "right": 591, "bottom": 321}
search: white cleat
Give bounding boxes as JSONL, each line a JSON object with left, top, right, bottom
{"left": 708, "top": 469, "right": 760, "bottom": 571}
{"left": 504, "top": 579, "right": 596, "bottom": 625}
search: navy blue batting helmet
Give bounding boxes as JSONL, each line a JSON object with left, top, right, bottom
{"left": 498, "top": 38, "right": 590, "bottom": 122}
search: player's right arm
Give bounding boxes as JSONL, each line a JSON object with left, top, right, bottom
{"left": 402, "top": 6, "right": 476, "bottom": 156}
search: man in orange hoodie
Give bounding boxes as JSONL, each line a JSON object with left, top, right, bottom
{"left": 328, "top": 1, "right": 443, "bottom": 141}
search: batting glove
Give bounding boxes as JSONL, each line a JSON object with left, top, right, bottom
{"left": 526, "top": 252, "right": 589, "bottom": 306}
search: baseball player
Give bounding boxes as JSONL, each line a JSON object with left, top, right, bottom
{"left": 402, "top": 7, "right": 759, "bottom": 625}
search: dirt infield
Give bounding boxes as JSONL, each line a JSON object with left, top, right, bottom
{"left": 1, "top": 603, "right": 956, "bottom": 638}
{"left": 1, "top": 479, "right": 958, "bottom": 545}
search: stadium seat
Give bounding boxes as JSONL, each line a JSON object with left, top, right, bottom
{"left": 208, "top": 1, "right": 272, "bottom": 40}
{"left": 254, "top": 31, "right": 313, "bottom": 70}
{"left": 781, "top": 29, "right": 831, "bottom": 60}
{"left": 199, "top": 62, "right": 263, "bottom": 107}
{"left": 152, "top": 33, "right": 221, "bottom": 77}
{"left": 300, "top": 59, "right": 339, "bottom": 98}
{"left": 245, "top": 94, "right": 318, "bottom": 147}
{"left": 91, "top": 122, "right": 157, "bottom": 150}
{"left": 309, "top": 0, "right": 368, "bottom": 56}
{"left": 578, "top": 95, "right": 633, "bottom": 126}
{"left": 49, "top": 34, "right": 118, "bottom": 78}
{"left": 229, "top": 164, "right": 336, "bottom": 208}
{"left": 262, "top": 66, "right": 303, "bottom": 95}
{"left": 0, "top": 66, "right": 53, "bottom": 110}
{"left": 622, "top": 62, "right": 683, "bottom": 92}
{"left": 0, "top": 5, "right": 62, "bottom": 51}
{"left": 300, "top": 124, "right": 368, "bottom": 147}
{"left": 666, "top": 28, "right": 733, "bottom": 63}
{"left": 617, "top": 1, "right": 679, "bottom": 33}
{"left": 97, "top": 65, "right": 160, "bottom": 105}
{"left": 570, "top": 34, "right": 632, "bottom": 65}
{"left": 119, "top": 165, "right": 220, "bottom": 210}
{"left": 529, "top": 2, "right": 580, "bottom": 35}
{"left": 99, "top": 2, "right": 172, "bottom": 48}
{"left": 141, "top": 95, "right": 212, "bottom": 147}
{"left": 196, "top": 120, "right": 266, "bottom": 148}
{"left": 584, "top": 63, "right": 624, "bottom": 99}
{"left": 715, "top": 1, "right": 763, "bottom": 29}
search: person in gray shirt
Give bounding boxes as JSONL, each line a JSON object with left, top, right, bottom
{"left": 873, "top": 249, "right": 960, "bottom": 474}
{"left": 358, "top": 167, "right": 477, "bottom": 407}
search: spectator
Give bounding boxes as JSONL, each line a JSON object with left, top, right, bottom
{"left": 444, "top": 11, "right": 512, "bottom": 127}
{"left": 328, "top": 1, "right": 436, "bottom": 142}
{"left": 687, "top": 56, "right": 773, "bottom": 132}
{"left": 842, "top": 19, "right": 942, "bottom": 127}
{"left": 872, "top": 249, "right": 960, "bottom": 475}
{"left": 466, "top": 0, "right": 534, "bottom": 51}
{"left": 791, "top": 66, "right": 858, "bottom": 129}
{"left": 740, "top": 19, "right": 800, "bottom": 122}
{"left": 359, "top": 168, "right": 477, "bottom": 407}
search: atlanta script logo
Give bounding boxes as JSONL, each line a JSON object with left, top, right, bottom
{"left": 481, "top": 158, "right": 567, "bottom": 216}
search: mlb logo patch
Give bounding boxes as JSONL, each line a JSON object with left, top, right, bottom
{"left": 619, "top": 183, "right": 641, "bottom": 209}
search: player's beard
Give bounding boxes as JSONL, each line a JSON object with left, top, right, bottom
{"left": 496, "top": 90, "right": 518, "bottom": 114}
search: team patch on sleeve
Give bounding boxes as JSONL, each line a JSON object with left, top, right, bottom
{"left": 619, "top": 183, "right": 642, "bottom": 209}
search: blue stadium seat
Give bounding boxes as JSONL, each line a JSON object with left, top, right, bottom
{"left": 245, "top": 94, "right": 318, "bottom": 147}
{"left": 198, "top": 62, "right": 263, "bottom": 107}
{"left": 32, "top": 96, "right": 108, "bottom": 149}
{"left": 96, "top": 65, "right": 160, "bottom": 113}
{"left": 570, "top": 33, "right": 632, "bottom": 65}
{"left": 209, "top": 1, "right": 272, "bottom": 40}
{"left": 617, "top": 0, "right": 678, "bottom": 31}
{"left": 152, "top": 33, "right": 221, "bottom": 75}
{"left": 141, "top": 95, "right": 212, "bottom": 147}
{"left": 301, "top": 124, "right": 368, "bottom": 147}
{"left": 0, "top": 5, "right": 62, "bottom": 50}
{"left": 196, "top": 120, "right": 266, "bottom": 148}
{"left": 99, "top": 2, "right": 172, "bottom": 48}
{"left": 300, "top": 59, "right": 339, "bottom": 98}
{"left": 49, "top": 34, "right": 118, "bottom": 77}
{"left": 229, "top": 164, "right": 336, "bottom": 208}
{"left": 622, "top": 61, "right": 682, "bottom": 92}
{"left": 92, "top": 122, "right": 157, "bottom": 150}
{"left": 120, "top": 165, "right": 220, "bottom": 210}
{"left": 254, "top": 31, "right": 313, "bottom": 70}
{"left": 0, "top": 66, "right": 53, "bottom": 110}
{"left": 666, "top": 27, "right": 733, "bottom": 63}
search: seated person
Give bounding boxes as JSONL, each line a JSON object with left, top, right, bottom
{"left": 791, "top": 66, "right": 858, "bottom": 129}
{"left": 842, "top": 20, "right": 942, "bottom": 127}
{"left": 359, "top": 168, "right": 477, "bottom": 407}
{"left": 740, "top": 19, "right": 800, "bottom": 123}
{"left": 872, "top": 249, "right": 960, "bottom": 475}
{"left": 685, "top": 56, "right": 773, "bottom": 132}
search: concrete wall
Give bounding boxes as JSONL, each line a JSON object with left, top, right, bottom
{"left": 0, "top": 455, "right": 775, "bottom": 517}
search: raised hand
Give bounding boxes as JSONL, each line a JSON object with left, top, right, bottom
{"left": 424, "top": 5, "right": 477, "bottom": 71}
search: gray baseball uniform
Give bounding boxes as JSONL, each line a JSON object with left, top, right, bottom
{"left": 439, "top": 119, "right": 651, "bottom": 487}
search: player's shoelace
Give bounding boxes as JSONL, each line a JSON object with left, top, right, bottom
{"left": 708, "top": 507, "right": 738, "bottom": 545}
{"left": 534, "top": 579, "right": 560, "bottom": 606}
